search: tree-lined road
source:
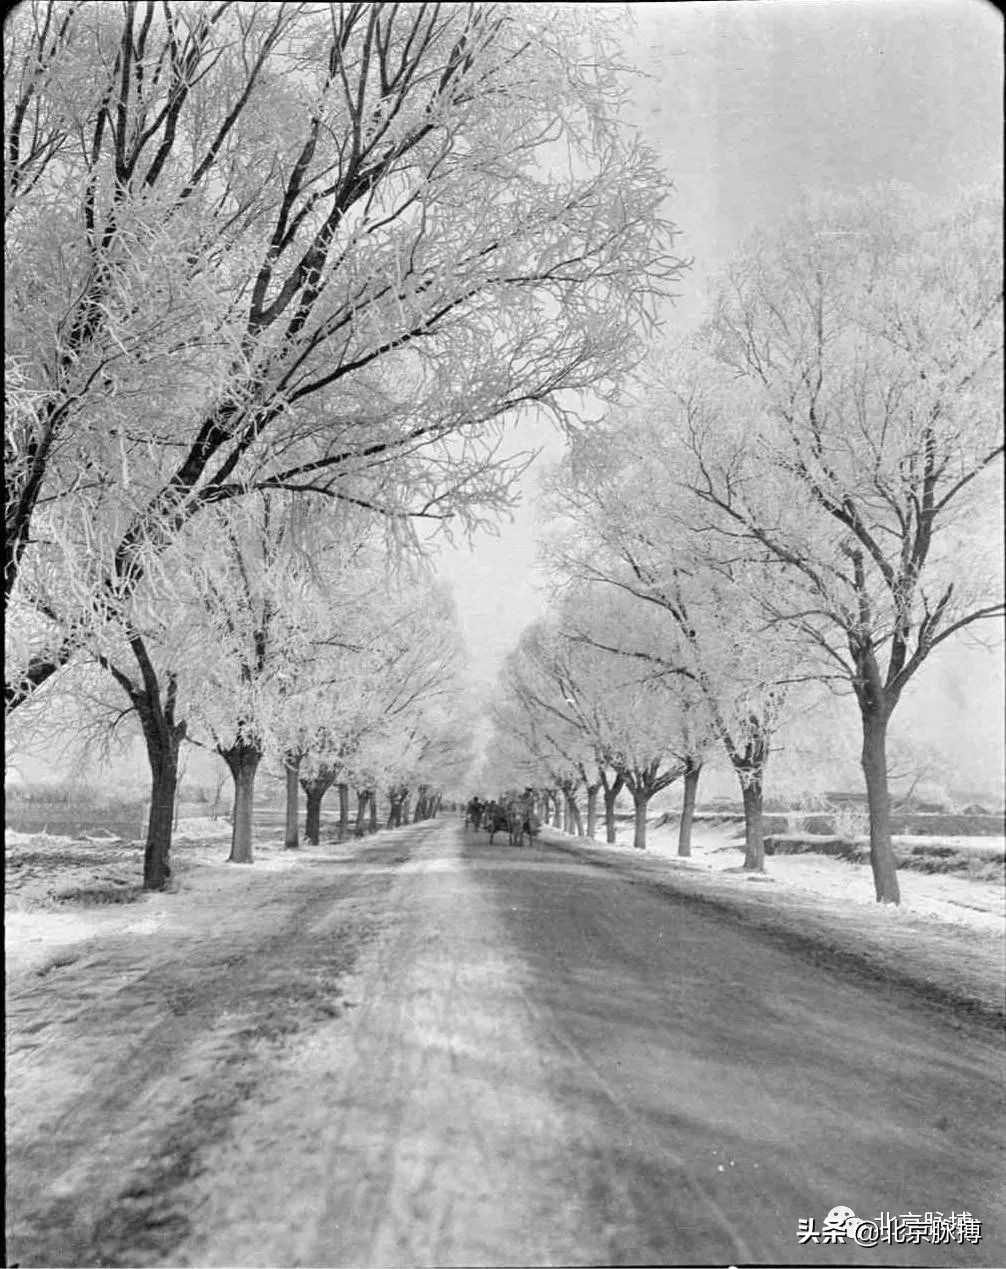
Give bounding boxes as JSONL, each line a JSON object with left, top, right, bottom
{"left": 7, "top": 822, "right": 1004, "bottom": 1267}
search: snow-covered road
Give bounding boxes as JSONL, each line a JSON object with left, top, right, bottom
{"left": 6, "top": 821, "right": 1004, "bottom": 1266}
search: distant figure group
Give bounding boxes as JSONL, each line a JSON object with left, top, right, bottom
{"left": 465, "top": 789, "right": 540, "bottom": 848}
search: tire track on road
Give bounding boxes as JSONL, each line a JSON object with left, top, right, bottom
{"left": 173, "top": 823, "right": 612, "bottom": 1268}
{"left": 6, "top": 838, "right": 410, "bottom": 1269}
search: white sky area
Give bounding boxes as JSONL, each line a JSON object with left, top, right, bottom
{"left": 432, "top": 0, "right": 1005, "bottom": 789}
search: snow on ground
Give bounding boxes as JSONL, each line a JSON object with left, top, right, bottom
{"left": 626, "top": 820, "right": 1006, "bottom": 934}
{"left": 4, "top": 819, "right": 332, "bottom": 980}
{"left": 173, "top": 816, "right": 234, "bottom": 842}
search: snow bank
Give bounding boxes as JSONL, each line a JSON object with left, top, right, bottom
{"left": 174, "top": 817, "right": 233, "bottom": 842}
{"left": 582, "top": 819, "right": 1005, "bottom": 936}
{"left": 4, "top": 826, "right": 319, "bottom": 981}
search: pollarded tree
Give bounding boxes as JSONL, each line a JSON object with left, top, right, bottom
{"left": 380, "top": 698, "right": 478, "bottom": 829}
{"left": 285, "top": 698, "right": 375, "bottom": 846}
{"left": 269, "top": 541, "right": 400, "bottom": 849}
{"left": 557, "top": 591, "right": 713, "bottom": 853}
{"left": 681, "top": 185, "right": 1004, "bottom": 902}
{"left": 295, "top": 574, "right": 470, "bottom": 840}
{"left": 494, "top": 625, "right": 596, "bottom": 834}
{"left": 5, "top": 1, "right": 686, "bottom": 706}
{"left": 494, "top": 617, "right": 618, "bottom": 840}
{"left": 547, "top": 587, "right": 714, "bottom": 853}
{"left": 186, "top": 499, "right": 415, "bottom": 865}
{"left": 17, "top": 543, "right": 208, "bottom": 889}
{"left": 406, "top": 687, "right": 482, "bottom": 826}
{"left": 497, "top": 597, "right": 707, "bottom": 850}
{"left": 71, "top": 492, "right": 381, "bottom": 883}
{"left": 546, "top": 435, "right": 795, "bottom": 870}
{"left": 491, "top": 682, "right": 586, "bottom": 835}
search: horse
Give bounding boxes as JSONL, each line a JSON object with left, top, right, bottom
{"left": 465, "top": 797, "right": 484, "bottom": 830}
{"left": 494, "top": 786, "right": 540, "bottom": 847}
{"left": 482, "top": 800, "right": 510, "bottom": 845}
{"left": 502, "top": 792, "right": 540, "bottom": 848}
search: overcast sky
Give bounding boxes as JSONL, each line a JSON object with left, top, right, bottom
{"left": 433, "top": 0, "right": 1003, "bottom": 778}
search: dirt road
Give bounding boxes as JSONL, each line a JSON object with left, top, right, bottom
{"left": 6, "top": 821, "right": 1004, "bottom": 1267}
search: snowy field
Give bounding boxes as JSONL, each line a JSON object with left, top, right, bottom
{"left": 610, "top": 818, "right": 1006, "bottom": 934}
{"left": 5, "top": 818, "right": 309, "bottom": 980}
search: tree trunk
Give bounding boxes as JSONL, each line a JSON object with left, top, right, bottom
{"left": 678, "top": 760, "right": 701, "bottom": 858}
{"left": 368, "top": 789, "right": 378, "bottom": 833}
{"left": 304, "top": 787, "right": 324, "bottom": 844}
{"left": 110, "top": 650, "right": 185, "bottom": 891}
{"left": 631, "top": 787, "right": 649, "bottom": 850}
{"left": 222, "top": 742, "right": 261, "bottom": 864}
{"left": 585, "top": 784, "right": 599, "bottom": 840}
{"left": 603, "top": 788, "right": 619, "bottom": 842}
{"left": 143, "top": 738, "right": 181, "bottom": 891}
{"left": 388, "top": 785, "right": 409, "bottom": 828}
{"left": 740, "top": 775, "right": 764, "bottom": 872}
{"left": 299, "top": 769, "right": 335, "bottom": 845}
{"left": 552, "top": 789, "right": 563, "bottom": 828}
{"left": 414, "top": 784, "right": 429, "bottom": 820}
{"left": 565, "top": 791, "right": 583, "bottom": 837}
{"left": 860, "top": 706, "right": 901, "bottom": 904}
{"left": 354, "top": 790, "right": 368, "bottom": 836}
{"left": 284, "top": 755, "right": 300, "bottom": 849}
{"left": 338, "top": 783, "right": 349, "bottom": 840}
{"left": 602, "top": 774, "right": 624, "bottom": 843}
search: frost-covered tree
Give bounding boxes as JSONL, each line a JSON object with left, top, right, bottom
{"left": 556, "top": 588, "right": 716, "bottom": 854}
{"left": 287, "top": 575, "right": 469, "bottom": 841}
{"left": 679, "top": 185, "right": 1004, "bottom": 902}
{"left": 5, "top": 1, "right": 685, "bottom": 706}
{"left": 492, "top": 590, "right": 714, "bottom": 850}
{"left": 25, "top": 493, "right": 380, "bottom": 884}
{"left": 547, "top": 436, "right": 794, "bottom": 869}
{"left": 384, "top": 692, "right": 479, "bottom": 828}
{"left": 189, "top": 517, "right": 469, "bottom": 863}
{"left": 491, "top": 677, "right": 588, "bottom": 835}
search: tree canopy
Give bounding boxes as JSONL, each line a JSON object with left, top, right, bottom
{"left": 5, "top": 0, "right": 685, "bottom": 706}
